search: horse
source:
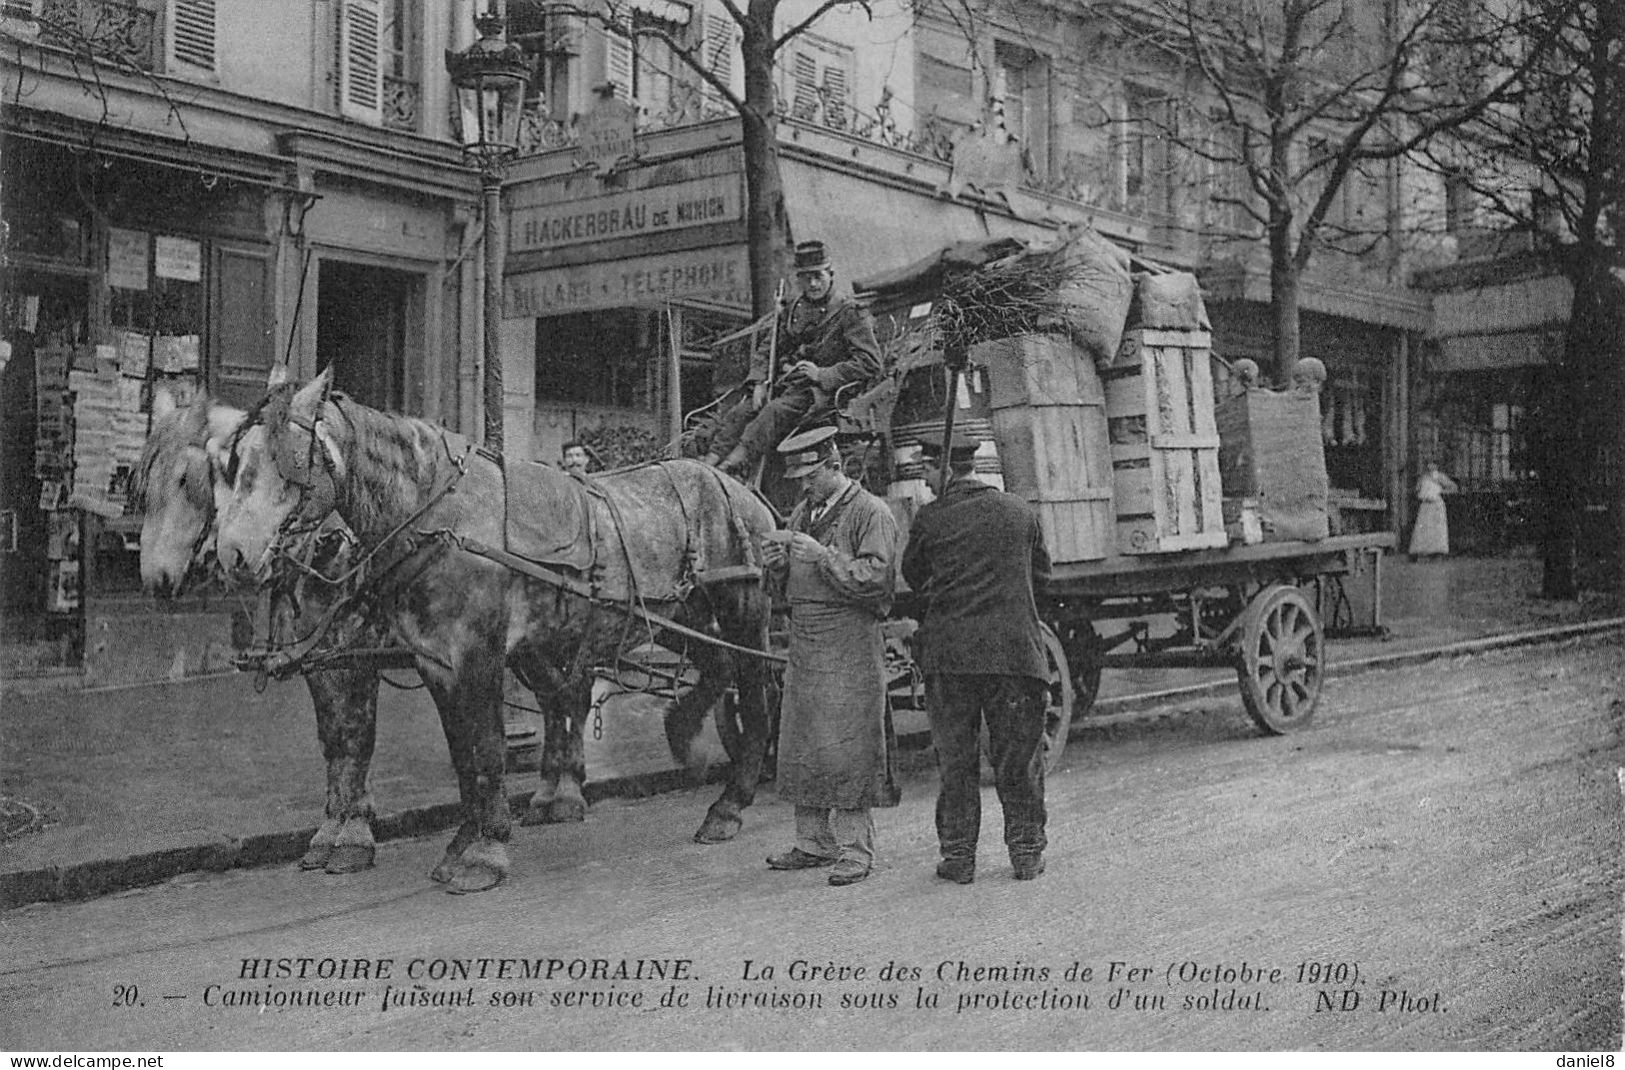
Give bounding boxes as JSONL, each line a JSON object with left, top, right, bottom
{"left": 213, "top": 370, "right": 778, "bottom": 893}
{"left": 133, "top": 390, "right": 387, "bottom": 874}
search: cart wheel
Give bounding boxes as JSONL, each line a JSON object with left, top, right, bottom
{"left": 974, "top": 623, "right": 1075, "bottom": 774}
{"left": 1038, "top": 623, "right": 1076, "bottom": 773}
{"left": 1235, "top": 584, "right": 1323, "bottom": 734}
{"left": 1053, "top": 619, "right": 1104, "bottom": 717}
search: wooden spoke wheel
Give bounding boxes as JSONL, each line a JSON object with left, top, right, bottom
{"left": 1037, "top": 622, "right": 1077, "bottom": 773}
{"left": 1052, "top": 618, "right": 1104, "bottom": 718}
{"left": 984, "top": 623, "right": 1076, "bottom": 774}
{"left": 1234, "top": 584, "right": 1324, "bottom": 734}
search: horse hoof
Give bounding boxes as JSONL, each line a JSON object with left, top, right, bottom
{"left": 446, "top": 865, "right": 505, "bottom": 894}
{"left": 299, "top": 845, "right": 333, "bottom": 870}
{"left": 693, "top": 813, "right": 742, "bottom": 844}
{"left": 549, "top": 797, "right": 587, "bottom": 824}
{"left": 521, "top": 796, "right": 586, "bottom": 825}
{"left": 325, "top": 844, "right": 376, "bottom": 874}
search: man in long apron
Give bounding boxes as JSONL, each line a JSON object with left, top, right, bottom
{"left": 760, "top": 426, "right": 900, "bottom": 886}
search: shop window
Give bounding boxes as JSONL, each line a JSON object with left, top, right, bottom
{"left": 535, "top": 309, "right": 654, "bottom": 409}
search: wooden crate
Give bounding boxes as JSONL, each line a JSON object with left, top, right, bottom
{"left": 971, "top": 333, "right": 1101, "bottom": 408}
{"left": 1215, "top": 388, "right": 1330, "bottom": 542}
{"left": 991, "top": 405, "right": 1114, "bottom": 563}
{"left": 1104, "top": 329, "right": 1228, "bottom": 554}
{"left": 971, "top": 334, "right": 1114, "bottom": 563}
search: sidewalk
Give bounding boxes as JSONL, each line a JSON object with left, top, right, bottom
{"left": 3, "top": 550, "right": 1620, "bottom": 908}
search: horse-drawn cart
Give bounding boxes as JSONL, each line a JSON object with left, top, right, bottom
{"left": 705, "top": 231, "right": 1394, "bottom": 774}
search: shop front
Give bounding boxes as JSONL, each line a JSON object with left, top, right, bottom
{"left": 1, "top": 128, "right": 469, "bottom": 687}
{"left": 499, "top": 115, "right": 1146, "bottom": 470}
{"left": 1, "top": 134, "right": 281, "bottom": 683}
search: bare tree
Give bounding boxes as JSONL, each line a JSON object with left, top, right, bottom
{"left": 1413, "top": 0, "right": 1623, "bottom": 597}
{"left": 550, "top": 0, "right": 874, "bottom": 316}
{"left": 1096, "top": 0, "right": 1555, "bottom": 386}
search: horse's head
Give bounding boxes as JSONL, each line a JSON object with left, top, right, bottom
{"left": 216, "top": 369, "right": 347, "bottom": 584}
{"left": 134, "top": 389, "right": 245, "bottom": 597}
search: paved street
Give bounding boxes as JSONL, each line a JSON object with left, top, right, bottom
{"left": 2, "top": 634, "right": 1620, "bottom": 1051}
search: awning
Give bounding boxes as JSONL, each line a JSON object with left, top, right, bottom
{"left": 778, "top": 155, "right": 1062, "bottom": 295}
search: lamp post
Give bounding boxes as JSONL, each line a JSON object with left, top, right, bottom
{"left": 447, "top": 8, "right": 529, "bottom": 456}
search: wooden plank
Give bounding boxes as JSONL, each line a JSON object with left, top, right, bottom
{"left": 1104, "top": 374, "right": 1145, "bottom": 419}
{"left": 1138, "top": 329, "right": 1213, "bottom": 349}
{"left": 1150, "top": 433, "right": 1222, "bottom": 450}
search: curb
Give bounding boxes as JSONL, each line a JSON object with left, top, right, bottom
{"left": 5, "top": 617, "right": 1622, "bottom": 910}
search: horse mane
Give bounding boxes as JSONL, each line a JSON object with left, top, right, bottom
{"left": 281, "top": 388, "right": 463, "bottom": 536}
{"left": 131, "top": 394, "right": 221, "bottom": 511}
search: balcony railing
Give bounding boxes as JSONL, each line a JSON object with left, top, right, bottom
{"left": 383, "top": 74, "right": 419, "bottom": 132}
{"left": 510, "top": 80, "right": 1137, "bottom": 218}
{"left": 39, "top": 0, "right": 157, "bottom": 71}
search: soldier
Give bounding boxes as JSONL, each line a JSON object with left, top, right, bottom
{"left": 704, "top": 240, "right": 883, "bottom": 477}
{"left": 901, "top": 431, "right": 1053, "bottom": 884}
{"left": 760, "top": 426, "right": 900, "bottom": 886}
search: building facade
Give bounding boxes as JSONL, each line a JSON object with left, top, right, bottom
{"left": 0, "top": 0, "right": 487, "bottom": 683}
{"left": 3, "top": 0, "right": 1566, "bottom": 686}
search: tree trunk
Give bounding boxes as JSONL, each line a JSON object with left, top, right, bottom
{"left": 1533, "top": 360, "right": 1582, "bottom": 600}
{"left": 1269, "top": 244, "right": 1302, "bottom": 387}
{"left": 741, "top": 6, "right": 790, "bottom": 318}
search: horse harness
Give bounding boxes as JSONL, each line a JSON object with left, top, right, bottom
{"left": 236, "top": 396, "right": 783, "bottom": 683}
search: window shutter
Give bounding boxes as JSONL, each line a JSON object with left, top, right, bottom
{"left": 606, "top": 29, "right": 633, "bottom": 103}
{"left": 820, "top": 63, "right": 846, "bottom": 128}
{"left": 790, "top": 51, "right": 818, "bottom": 120}
{"left": 1, "top": 0, "right": 44, "bottom": 22}
{"left": 166, "top": 0, "right": 217, "bottom": 75}
{"left": 339, "top": 0, "right": 384, "bottom": 125}
{"left": 704, "top": 11, "right": 733, "bottom": 98}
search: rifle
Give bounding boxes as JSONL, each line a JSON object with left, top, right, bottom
{"left": 763, "top": 279, "right": 787, "bottom": 399}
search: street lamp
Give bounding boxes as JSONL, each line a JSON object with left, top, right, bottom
{"left": 447, "top": 7, "right": 529, "bottom": 455}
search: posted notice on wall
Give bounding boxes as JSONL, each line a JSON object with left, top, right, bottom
{"left": 107, "top": 227, "right": 150, "bottom": 291}
{"left": 155, "top": 235, "right": 202, "bottom": 282}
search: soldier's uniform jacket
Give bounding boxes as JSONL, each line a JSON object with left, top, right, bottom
{"left": 901, "top": 476, "right": 1052, "bottom": 681}
{"left": 750, "top": 291, "right": 883, "bottom": 394}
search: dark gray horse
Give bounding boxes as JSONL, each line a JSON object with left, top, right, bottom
{"left": 214, "top": 371, "right": 778, "bottom": 892}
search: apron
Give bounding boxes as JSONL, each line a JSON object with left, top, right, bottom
{"left": 775, "top": 486, "right": 900, "bottom": 809}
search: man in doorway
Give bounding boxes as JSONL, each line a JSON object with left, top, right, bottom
{"left": 703, "top": 241, "right": 882, "bottom": 477}
{"left": 901, "top": 431, "right": 1053, "bottom": 884}
{"left": 560, "top": 441, "right": 593, "bottom": 480}
{"left": 759, "top": 426, "right": 899, "bottom": 886}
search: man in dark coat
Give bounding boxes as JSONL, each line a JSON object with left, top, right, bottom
{"left": 703, "top": 240, "right": 883, "bottom": 476}
{"left": 760, "top": 426, "right": 899, "bottom": 886}
{"left": 900, "top": 431, "right": 1052, "bottom": 884}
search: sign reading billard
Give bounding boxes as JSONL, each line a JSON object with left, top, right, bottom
{"left": 508, "top": 174, "right": 744, "bottom": 254}
{"left": 504, "top": 247, "right": 751, "bottom": 317}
